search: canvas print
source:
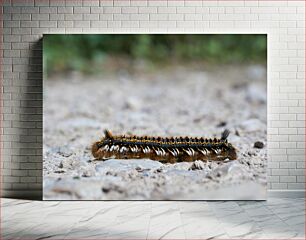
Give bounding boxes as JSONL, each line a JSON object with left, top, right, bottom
{"left": 43, "top": 34, "right": 267, "bottom": 200}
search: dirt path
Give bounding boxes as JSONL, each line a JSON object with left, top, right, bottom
{"left": 43, "top": 65, "right": 267, "bottom": 200}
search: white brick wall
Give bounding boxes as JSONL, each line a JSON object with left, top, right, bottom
{"left": 1, "top": 0, "right": 305, "bottom": 197}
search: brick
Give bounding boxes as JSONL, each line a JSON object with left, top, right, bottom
{"left": 219, "top": 14, "right": 244, "bottom": 21}
{"left": 4, "top": 176, "right": 20, "bottom": 183}
{"left": 177, "top": 7, "right": 196, "bottom": 14}
{"left": 113, "top": 14, "right": 129, "bottom": 21}
{"left": 74, "top": 21, "right": 90, "bottom": 28}
{"left": 32, "top": 13, "right": 49, "bottom": 20}
{"left": 4, "top": 21, "right": 20, "bottom": 28}
{"left": 104, "top": 7, "right": 121, "bottom": 14}
{"left": 121, "top": 20, "right": 139, "bottom": 28}
{"left": 168, "top": 14, "right": 184, "bottom": 21}
{"left": 49, "top": 0, "right": 65, "bottom": 6}
{"left": 131, "top": 0, "right": 148, "bottom": 7}
{"left": 289, "top": 169, "right": 304, "bottom": 176}
{"left": 185, "top": 14, "right": 202, "bottom": 21}
{"left": 65, "top": 14, "right": 83, "bottom": 21}
{"left": 196, "top": 7, "right": 209, "bottom": 14}
{"left": 65, "top": 0, "right": 82, "bottom": 6}
{"left": 150, "top": 14, "right": 167, "bottom": 21}
{"left": 21, "top": 7, "right": 39, "bottom": 13}
{"left": 139, "top": 7, "right": 157, "bottom": 14}
{"left": 35, "top": 0, "right": 49, "bottom": 6}
{"left": 57, "top": 21, "right": 72, "bottom": 28}
{"left": 210, "top": 21, "right": 234, "bottom": 28}
{"left": 288, "top": 183, "right": 305, "bottom": 189}
{"left": 90, "top": 21, "right": 108, "bottom": 28}
{"left": 90, "top": 7, "right": 104, "bottom": 13}
{"left": 272, "top": 169, "right": 289, "bottom": 176}
{"left": 12, "top": 170, "right": 28, "bottom": 177}
{"left": 139, "top": 21, "right": 158, "bottom": 28}
{"left": 21, "top": 20, "right": 39, "bottom": 28}
{"left": 74, "top": 7, "right": 90, "bottom": 14}
{"left": 12, "top": 28, "right": 31, "bottom": 35}
{"left": 158, "top": 7, "right": 176, "bottom": 14}
{"left": 148, "top": 0, "right": 167, "bottom": 7}
{"left": 83, "top": 0, "right": 99, "bottom": 6}
{"left": 297, "top": 176, "right": 305, "bottom": 183}
{"left": 130, "top": 14, "right": 149, "bottom": 21}
{"left": 99, "top": 14, "right": 113, "bottom": 20}
{"left": 12, "top": 0, "right": 34, "bottom": 7}
{"left": 83, "top": 13, "right": 99, "bottom": 21}
{"left": 39, "top": 6, "right": 57, "bottom": 13}
{"left": 3, "top": 6, "right": 21, "bottom": 13}
{"left": 121, "top": 7, "right": 138, "bottom": 14}
{"left": 279, "top": 128, "right": 297, "bottom": 135}
{"left": 271, "top": 183, "right": 287, "bottom": 189}
{"left": 280, "top": 176, "right": 296, "bottom": 183}
{"left": 280, "top": 162, "right": 296, "bottom": 169}
{"left": 159, "top": 21, "right": 176, "bottom": 28}
{"left": 12, "top": 13, "right": 31, "bottom": 20}
{"left": 57, "top": 6, "right": 73, "bottom": 14}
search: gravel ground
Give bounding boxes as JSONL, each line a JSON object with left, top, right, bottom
{"left": 43, "top": 65, "right": 267, "bottom": 200}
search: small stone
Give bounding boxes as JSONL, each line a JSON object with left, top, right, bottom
{"left": 189, "top": 160, "right": 205, "bottom": 170}
{"left": 254, "top": 141, "right": 264, "bottom": 149}
{"left": 216, "top": 121, "right": 227, "bottom": 127}
{"left": 248, "top": 151, "right": 256, "bottom": 156}
{"left": 82, "top": 171, "right": 92, "bottom": 177}
{"left": 135, "top": 166, "right": 142, "bottom": 171}
{"left": 102, "top": 187, "right": 110, "bottom": 193}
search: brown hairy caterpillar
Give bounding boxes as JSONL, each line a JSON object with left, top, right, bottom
{"left": 92, "top": 130, "right": 237, "bottom": 163}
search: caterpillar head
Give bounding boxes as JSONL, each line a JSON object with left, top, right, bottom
{"left": 221, "top": 129, "right": 237, "bottom": 160}
{"left": 91, "top": 129, "right": 114, "bottom": 158}
{"left": 225, "top": 143, "right": 237, "bottom": 160}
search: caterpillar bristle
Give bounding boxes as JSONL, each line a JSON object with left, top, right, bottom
{"left": 221, "top": 129, "right": 230, "bottom": 140}
{"left": 104, "top": 129, "right": 113, "bottom": 139}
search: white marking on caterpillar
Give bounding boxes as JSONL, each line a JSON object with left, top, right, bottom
{"left": 161, "top": 148, "right": 166, "bottom": 156}
{"left": 154, "top": 148, "right": 159, "bottom": 156}
{"left": 211, "top": 148, "right": 217, "bottom": 154}
{"left": 102, "top": 145, "right": 109, "bottom": 151}
{"left": 189, "top": 148, "right": 195, "bottom": 156}
{"left": 168, "top": 149, "right": 176, "bottom": 156}
{"left": 198, "top": 148, "right": 207, "bottom": 156}
{"left": 120, "top": 146, "right": 127, "bottom": 153}
{"left": 183, "top": 148, "right": 192, "bottom": 156}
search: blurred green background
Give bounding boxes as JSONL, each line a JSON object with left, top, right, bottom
{"left": 43, "top": 34, "right": 267, "bottom": 76}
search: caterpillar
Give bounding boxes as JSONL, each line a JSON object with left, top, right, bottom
{"left": 91, "top": 129, "right": 237, "bottom": 163}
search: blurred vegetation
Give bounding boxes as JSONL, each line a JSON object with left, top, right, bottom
{"left": 43, "top": 34, "right": 267, "bottom": 76}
